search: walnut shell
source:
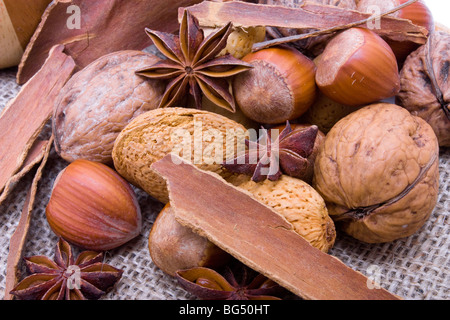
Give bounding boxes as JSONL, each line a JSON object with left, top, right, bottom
{"left": 149, "top": 204, "right": 230, "bottom": 276}
{"left": 396, "top": 31, "right": 450, "bottom": 147}
{"left": 226, "top": 174, "right": 336, "bottom": 253}
{"left": 313, "top": 103, "right": 440, "bottom": 243}
{"left": 112, "top": 107, "right": 247, "bottom": 203}
{"left": 53, "top": 50, "right": 165, "bottom": 164}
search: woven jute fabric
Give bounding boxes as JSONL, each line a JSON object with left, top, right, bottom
{"left": 0, "top": 67, "right": 448, "bottom": 300}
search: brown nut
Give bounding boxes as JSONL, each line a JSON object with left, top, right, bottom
{"left": 46, "top": 159, "right": 142, "bottom": 251}
{"left": 149, "top": 204, "right": 230, "bottom": 277}
{"left": 304, "top": 91, "right": 361, "bottom": 134}
{"left": 226, "top": 174, "right": 336, "bottom": 253}
{"left": 313, "top": 103, "right": 440, "bottom": 243}
{"left": 112, "top": 107, "right": 247, "bottom": 203}
{"left": 233, "top": 46, "right": 317, "bottom": 124}
{"left": 53, "top": 50, "right": 165, "bottom": 164}
{"left": 315, "top": 28, "right": 400, "bottom": 106}
{"left": 396, "top": 31, "right": 450, "bottom": 147}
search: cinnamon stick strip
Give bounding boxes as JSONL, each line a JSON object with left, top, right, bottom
{"left": 16, "top": 0, "right": 203, "bottom": 85}
{"left": 0, "top": 140, "right": 49, "bottom": 205}
{"left": 181, "top": 1, "right": 427, "bottom": 45}
{"left": 152, "top": 155, "right": 400, "bottom": 300}
{"left": 3, "top": 136, "right": 53, "bottom": 300}
{"left": 0, "top": 44, "right": 75, "bottom": 198}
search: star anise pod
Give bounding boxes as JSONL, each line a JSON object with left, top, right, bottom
{"left": 10, "top": 238, "right": 123, "bottom": 300}
{"left": 176, "top": 262, "right": 285, "bottom": 300}
{"left": 136, "top": 9, "right": 252, "bottom": 111}
{"left": 223, "top": 122, "right": 319, "bottom": 182}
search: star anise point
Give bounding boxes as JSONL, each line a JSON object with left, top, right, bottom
{"left": 10, "top": 238, "right": 123, "bottom": 300}
{"left": 137, "top": 9, "right": 252, "bottom": 111}
{"left": 175, "top": 261, "right": 285, "bottom": 300}
{"left": 223, "top": 122, "right": 319, "bottom": 182}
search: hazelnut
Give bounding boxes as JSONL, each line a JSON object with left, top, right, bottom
{"left": 315, "top": 28, "right": 400, "bottom": 106}
{"left": 357, "top": 0, "right": 434, "bottom": 63}
{"left": 148, "top": 204, "right": 230, "bottom": 276}
{"left": 232, "top": 46, "right": 317, "bottom": 124}
{"left": 46, "top": 159, "right": 142, "bottom": 251}
{"left": 313, "top": 103, "right": 440, "bottom": 243}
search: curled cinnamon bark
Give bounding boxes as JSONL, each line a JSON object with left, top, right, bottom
{"left": 152, "top": 155, "right": 400, "bottom": 300}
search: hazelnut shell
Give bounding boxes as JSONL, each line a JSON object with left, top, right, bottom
{"left": 315, "top": 28, "right": 400, "bottom": 106}
{"left": 46, "top": 159, "right": 142, "bottom": 251}
{"left": 233, "top": 46, "right": 317, "bottom": 124}
{"left": 148, "top": 204, "right": 230, "bottom": 277}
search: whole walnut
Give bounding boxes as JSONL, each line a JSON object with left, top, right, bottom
{"left": 53, "top": 50, "right": 165, "bottom": 164}
{"left": 396, "top": 31, "right": 450, "bottom": 147}
{"left": 313, "top": 103, "right": 440, "bottom": 243}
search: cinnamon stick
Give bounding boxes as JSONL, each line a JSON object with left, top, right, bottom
{"left": 152, "top": 155, "right": 400, "bottom": 300}
{"left": 0, "top": 139, "right": 49, "bottom": 205}
{"left": 16, "top": 0, "right": 203, "bottom": 85}
{"left": 3, "top": 136, "right": 53, "bottom": 300}
{"left": 0, "top": 44, "right": 75, "bottom": 198}
{"left": 181, "top": 1, "right": 428, "bottom": 48}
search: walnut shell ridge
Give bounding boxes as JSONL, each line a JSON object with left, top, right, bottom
{"left": 53, "top": 50, "right": 165, "bottom": 164}
{"left": 313, "top": 103, "right": 440, "bottom": 243}
{"left": 397, "top": 31, "right": 450, "bottom": 147}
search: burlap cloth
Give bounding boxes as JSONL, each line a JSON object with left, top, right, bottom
{"left": 0, "top": 66, "right": 448, "bottom": 300}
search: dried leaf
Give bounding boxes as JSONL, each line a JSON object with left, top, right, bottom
{"left": 151, "top": 155, "right": 400, "bottom": 300}
{"left": 17, "top": 0, "right": 203, "bottom": 85}
{"left": 0, "top": 45, "right": 75, "bottom": 198}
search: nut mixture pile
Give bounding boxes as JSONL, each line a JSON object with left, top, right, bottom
{"left": 0, "top": 0, "right": 448, "bottom": 300}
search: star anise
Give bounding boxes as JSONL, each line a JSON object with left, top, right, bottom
{"left": 136, "top": 9, "right": 252, "bottom": 111}
{"left": 223, "top": 122, "right": 319, "bottom": 182}
{"left": 176, "top": 262, "right": 285, "bottom": 300}
{"left": 10, "top": 238, "right": 123, "bottom": 300}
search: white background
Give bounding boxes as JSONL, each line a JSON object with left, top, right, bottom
{"left": 424, "top": 0, "right": 450, "bottom": 28}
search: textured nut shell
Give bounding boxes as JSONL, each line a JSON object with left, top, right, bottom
{"left": 203, "top": 26, "right": 266, "bottom": 59}
{"left": 53, "top": 50, "right": 165, "bottom": 164}
{"left": 46, "top": 159, "right": 142, "bottom": 251}
{"left": 233, "top": 47, "right": 317, "bottom": 124}
{"left": 226, "top": 175, "right": 336, "bottom": 253}
{"left": 396, "top": 31, "right": 450, "bottom": 147}
{"left": 313, "top": 103, "right": 439, "bottom": 243}
{"left": 112, "top": 108, "right": 247, "bottom": 203}
{"left": 304, "top": 92, "right": 361, "bottom": 133}
{"left": 148, "top": 204, "right": 230, "bottom": 277}
{"left": 315, "top": 28, "right": 400, "bottom": 106}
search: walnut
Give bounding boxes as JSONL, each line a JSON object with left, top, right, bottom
{"left": 313, "top": 103, "right": 440, "bottom": 243}
{"left": 53, "top": 50, "right": 165, "bottom": 164}
{"left": 396, "top": 31, "right": 450, "bottom": 147}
